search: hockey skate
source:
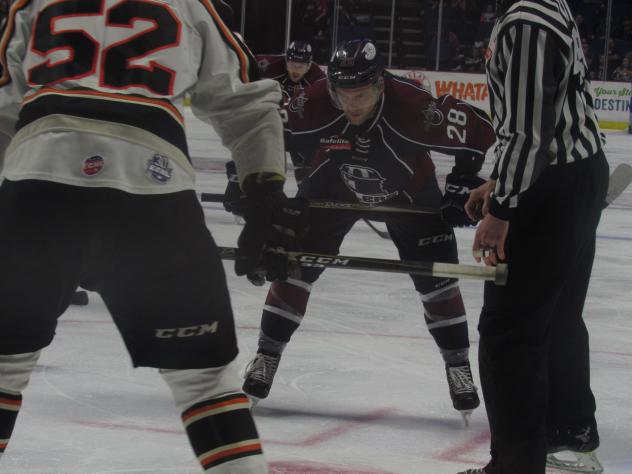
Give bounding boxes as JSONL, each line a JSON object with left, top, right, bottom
{"left": 547, "top": 424, "right": 603, "bottom": 473}
{"left": 445, "top": 361, "right": 480, "bottom": 426}
{"left": 242, "top": 351, "right": 281, "bottom": 404}
{"left": 546, "top": 450, "right": 603, "bottom": 473}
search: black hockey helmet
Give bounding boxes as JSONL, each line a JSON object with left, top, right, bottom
{"left": 327, "top": 39, "right": 384, "bottom": 89}
{"left": 286, "top": 41, "right": 313, "bottom": 63}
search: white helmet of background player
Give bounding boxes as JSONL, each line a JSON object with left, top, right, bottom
{"left": 286, "top": 41, "right": 313, "bottom": 82}
{"left": 327, "top": 39, "right": 385, "bottom": 126}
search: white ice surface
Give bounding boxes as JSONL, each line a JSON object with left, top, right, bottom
{"left": 1, "top": 110, "right": 631, "bottom": 474}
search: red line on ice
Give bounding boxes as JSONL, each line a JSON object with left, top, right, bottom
{"left": 71, "top": 407, "right": 394, "bottom": 448}
{"left": 433, "top": 429, "right": 490, "bottom": 464}
{"left": 270, "top": 461, "right": 394, "bottom": 474}
{"left": 267, "top": 407, "right": 396, "bottom": 447}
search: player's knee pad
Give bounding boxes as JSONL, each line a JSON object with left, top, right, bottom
{"left": 420, "top": 282, "right": 466, "bottom": 327}
{"left": 159, "top": 360, "right": 243, "bottom": 412}
{"left": 0, "top": 351, "right": 41, "bottom": 395}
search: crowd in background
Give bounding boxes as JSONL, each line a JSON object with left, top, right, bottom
{"left": 0, "top": 0, "right": 630, "bottom": 81}
{"left": 235, "top": 0, "right": 632, "bottom": 81}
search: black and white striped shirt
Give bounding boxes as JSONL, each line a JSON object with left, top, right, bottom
{"left": 486, "top": 0, "right": 604, "bottom": 219}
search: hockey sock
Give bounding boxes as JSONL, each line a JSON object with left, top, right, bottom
{"left": 441, "top": 348, "right": 470, "bottom": 365}
{"left": 182, "top": 394, "right": 264, "bottom": 472}
{"left": 0, "top": 392, "right": 21, "bottom": 459}
{"left": 161, "top": 364, "right": 267, "bottom": 473}
{"left": 261, "top": 278, "right": 312, "bottom": 344}
{"left": 0, "top": 351, "right": 41, "bottom": 459}
{"left": 258, "top": 331, "right": 287, "bottom": 355}
{"left": 421, "top": 284, "right": 470, "bottom": 351}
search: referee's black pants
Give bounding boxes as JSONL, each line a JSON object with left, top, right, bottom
{"left": 478, "top": 151, "right": 609, "bottom": 474}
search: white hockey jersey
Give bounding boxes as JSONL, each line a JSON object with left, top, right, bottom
{"left": 0, "top": 0, "right": 285, "bottom": 194}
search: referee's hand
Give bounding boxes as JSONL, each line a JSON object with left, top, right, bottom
{"left": 473, "top": 213, "right": 509, "bottom": 266}
{"left": 465, "top": 179, "right": 496, "bottom": 221}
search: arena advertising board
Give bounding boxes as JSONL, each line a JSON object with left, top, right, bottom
{"left": 388, "top": 68, "right": 631, "bottom": 129}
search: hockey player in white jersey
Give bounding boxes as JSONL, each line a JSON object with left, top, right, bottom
{"left": 0, "top": 0, "right": 306, "bottom": 472}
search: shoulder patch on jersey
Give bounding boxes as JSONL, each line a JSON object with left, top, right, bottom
{"left": 421, "top": 102, "right": 445, "bottom": 131}
{"left": 258, "top": 57, "right": 270, "bottom": 72}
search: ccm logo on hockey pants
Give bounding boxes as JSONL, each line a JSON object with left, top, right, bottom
{"left": 418, "top": 233, "right": 454, "bottom": 247}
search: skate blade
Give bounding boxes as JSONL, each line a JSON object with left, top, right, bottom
{"left": 245, "top": 393, "right": 260, "bottom": 410}
{"left": 546, "top": 450, "right": 603, "bottom": 473}
{"left": 460, "top": 410, "right": 473, "bottom": 427}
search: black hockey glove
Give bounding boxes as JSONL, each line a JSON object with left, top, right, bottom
{"left": 441, "top": 171, "right": 486, "bottom": 227}
{"left": 235, "top": 173, "right": 309, "bottom": 286}
{"left": 223, "top": 161, "right": 246, "bottom": 216}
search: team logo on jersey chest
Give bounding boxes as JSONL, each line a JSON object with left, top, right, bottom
{"left": 82, "top": 155, "right": 105, "bottom": 176}
{"left": 146, "top": 154, "right": 173, "bottom": 183}
{"left": 339, "top": 163, "right": 398, "bottom": 205}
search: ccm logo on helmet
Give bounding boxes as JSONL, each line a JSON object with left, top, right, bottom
{"left": 155, "top": 323, "right": 218, "bottom": 339}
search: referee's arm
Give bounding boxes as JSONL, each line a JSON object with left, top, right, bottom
{"left": 489, "top": 22, "right": 567, "bottom": 220}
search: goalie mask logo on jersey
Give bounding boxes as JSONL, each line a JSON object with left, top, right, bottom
{"left": 146, "top": 154, "right": 173, "bottom": 183}
{"left": 339, "top": 164, "right": 398, "bottom": 205}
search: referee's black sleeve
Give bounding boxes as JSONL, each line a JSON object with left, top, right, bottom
{"left": 488, "top": 23, "right": 567, "bottom": 220}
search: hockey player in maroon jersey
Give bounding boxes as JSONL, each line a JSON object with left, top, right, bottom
{"left": 257, "top": 40, "right": 326, "bottom": 104}
{"left": 224, "top": 40, "right": 326, "bottom": 208}
{"left": 241, "top": 39, "right": 496, "bottom": 422}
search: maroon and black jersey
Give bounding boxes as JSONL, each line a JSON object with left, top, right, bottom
{"left": 285, "top": 72, "right": 495, "bottom": 206}
{"left": 256, "top": 55, "right": 326, "bottom": 104}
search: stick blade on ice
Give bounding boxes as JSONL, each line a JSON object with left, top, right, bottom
{"left": 606, "top": 163, "right": 632, "bottom": 206}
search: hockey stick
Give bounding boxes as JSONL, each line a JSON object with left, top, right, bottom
{"left": 363, "top": 218, "right": 390, "bottom": 239}
{"left": 199, "top": 192, "right": 437, "bottom": 217}
{"left": 217, "top": 246, "right": 508, "bottom": 285}
{"left": 605, "top": 163, "right": 632, "bottom": 207}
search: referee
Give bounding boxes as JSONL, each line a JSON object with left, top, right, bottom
{"left": 459, "top": 0, "right": 609, "bottom": 473}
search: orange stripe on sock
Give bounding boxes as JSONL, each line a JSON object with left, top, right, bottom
{"left": 0, "top": 398, "right": 21, "bottom": 407}
{"left": 182, "top": 396, "right": 249, "bottom": 423}
{"left": 201, "top": 442, "right": 262, "bottom": 467}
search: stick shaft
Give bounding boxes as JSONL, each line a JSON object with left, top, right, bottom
{"left": 200, "top": 193, "right": 437, "bottom": 217}
{"left": 217, "top": 246, "right": 507, "bottom": 285}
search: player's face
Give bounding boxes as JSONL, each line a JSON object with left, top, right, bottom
{"left": 334, "top": 83, "right": 381, "bottom": 125}
{"left": 287, "top": 61, "right": 310, "bottom": 82}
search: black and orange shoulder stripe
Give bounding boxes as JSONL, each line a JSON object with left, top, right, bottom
{"left": 197, "top": 0, "right": 255, "bottom": 83}
{"left": 0, "top": 0, "right": 34, "bottom": 87}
